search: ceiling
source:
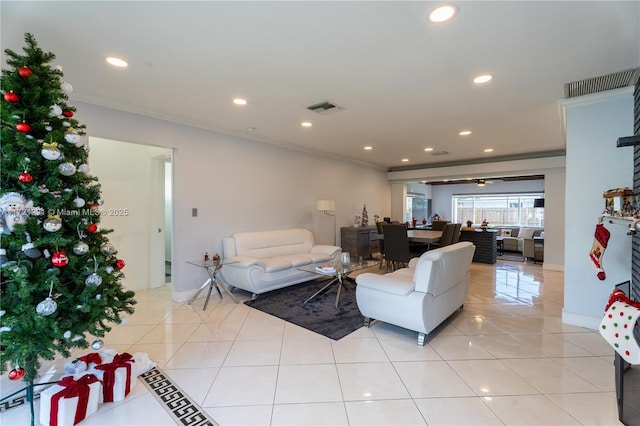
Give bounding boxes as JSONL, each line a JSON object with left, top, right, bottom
{"left": 1, "top": 1, "right": 639, "bottom": 172}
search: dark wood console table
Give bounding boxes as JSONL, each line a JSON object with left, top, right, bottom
{"left": 340, "top": 226, "right": 379, "bottom": 259}
{"left": 459, "top": 230, "right": 497, "bottom": 264}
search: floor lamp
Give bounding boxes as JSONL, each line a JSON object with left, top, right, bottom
{"left": 317, "top": 199, "right": 336, "bottom": 246}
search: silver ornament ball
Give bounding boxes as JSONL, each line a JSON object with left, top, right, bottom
{"left": 85, "top": 273, "right": 103, "bottom": 286}
{"left": 91, "top": 339, "right": 104, "bottom": 350}
{"left": 73, "top": 241, "right": 89, "bottom": 255}
{"left": 36, "top": 297, "right": 57, "bottom": 316}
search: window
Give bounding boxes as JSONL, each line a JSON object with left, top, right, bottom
{"left": 452, "top": 193, "right": 544, "bottom": 227}
{"left": 406, "top": 196, "right": 430, "bottom": 223}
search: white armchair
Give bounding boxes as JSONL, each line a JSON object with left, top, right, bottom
{"left": 355, "top": 242, "right": 475, "bottom": 345}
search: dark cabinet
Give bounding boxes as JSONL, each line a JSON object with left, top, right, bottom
{"left": 341, "top": 226, "right": 379, "bottom": 259}
{"left": 459, "top": 230, "right": 497, "bottom": 264}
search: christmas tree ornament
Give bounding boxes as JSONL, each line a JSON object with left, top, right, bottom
{"left": 62, "top": 110, "right": 74, "bottom": 117}
{"left": 589, "top": 223, "right": 611, "bottom": 280}
{"left": 22, "top": 232, "right": 42, "bottom": 258}
{"left": 64, "top": 131, "right": 81, "bottom": 145}
{"left": 0, "top": 248, "right": 8, "bottom": 265}
{"left": 91, "top": 338, "right": 104, "bottom": 350}
{"left": 73, "top": 241, "right": 89, "bottom": 255}
{"left": 115, "top": 259, "right": 125, "bottom": 270}
{"left": 3, "top": 90, "right": 19, "bottom": 103}
{"left": 16, "top": 121, "right": 31, "bottom": 133}
{"left": 51, "top": 250, "right": 69, "bottom": 267}
{"left": 44, "top": 122, "right": 53, "bottom": 131}
{"left": 43, "top": 215, "right": 62, "bottom": 232}
{"left": 62, "top": 120, "right": 71, "bottom": 127}
{"left": 0, "top": 326, "right": 12, "bottom": 333}
{"left": 1, "top": 192, "right": 33, "bottom": 233}
{"left": 85, "top": 273, "right": 103, "bottom": 286}
{"left": 18, "top": 172, "right": 33, "bottom": 182}
{"left": 73, "top": 196, "right": 86, "bottom": 208}
{"left": 8, "top": 367, "right": 25, "bottom": 380}
{"left": 100, "top": 242, "right": 116, "bottom": 255}
{"left": 105, "top": 266, "right": 114, "bottom": 274}
{"left": 18, "top": 66, "right": 32, "bottom": 77}
{"left": 36, "top": 281, "right": 58, "bottom": 316}
{"left": 49, "top": 104, "right": 62, "bottom": 117}
{"left": 60, "top": 81, "right": 73, "bottom": 93}
{"left": 63, "top": 331, "right": 72, "bottom": 339}
{"left": 87, "top": 223, "right": 98, "bottom": 233}
{"left": 41, "top": 141, "right": 61, "bottom": 160}
{"left": 78, "top": 163, "right": 91, "bottom": 174}
{"left": 58, "top": 162, "right": 76, "bottom": 176}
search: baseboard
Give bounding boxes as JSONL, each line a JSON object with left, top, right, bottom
{"left": 543, "top": 262, "right": 564, "bottom": 272}
{"left": 562, "top": 309, "right": 600, "bottom": 330}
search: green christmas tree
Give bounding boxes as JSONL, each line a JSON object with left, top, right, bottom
{"left": 0, "top": 33, "right": 136, "bottom": 409}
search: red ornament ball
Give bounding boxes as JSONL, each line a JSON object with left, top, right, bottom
{"left": 3, "top": 91, "right": 19, "bottom": 103}
{"left": 16, "top": 122, "right": 31, "bottom": 133}
{"left": 18, "top": 66, "right": 32, "bottom": 78}
{"left": 62, "top": 110, "right": 74, "bottom": 118}
{"left": 87, "top": 223, "right": 98, "bottom": 233}
{"left": 51, "top": 251, "right": 69, "bottom": 267}
{"left": 18, "top": 172, "right": 33, "bottom": 183}
{"left": 115, "top": 259, "right": 126, "bottom": 270}
{"left": 8, "top": 367, "right": 25, "bottom": 380}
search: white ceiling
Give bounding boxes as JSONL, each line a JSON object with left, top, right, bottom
{"left": 2, "top": 1, "right": 639, "bottom": 171}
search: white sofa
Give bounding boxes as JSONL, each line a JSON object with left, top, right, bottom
{"left": 219, "top": 228, "right": 341, "bottom": 298}
{"left": 355, "top": 241, "right": 475, "bottom": 345}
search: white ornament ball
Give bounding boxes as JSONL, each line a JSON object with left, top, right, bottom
{"left": 105, "top": 266, "right": 114, "bottom": 274}
{"left": 63, "top": 330, "right": 72, "bottom": 339}
{"left": 0, "top": 326, "right": 12, "bottom": 333}
{"left": 60, "top": 81, "right": 73, "bottom": 93}
{"left": 120, "top": 317, "right": 128, "bottom": 325}
{"left": 45, "top": 124, "right": 53, "bottom": 131}
{"left": 91, "top": 339, "right": 104, "bottom": 350}
{"left": 62, "top": 121, "right": 71, "bottom": 128}
{"left": 58, "top": 162, "right": 76, "bottom": 176}
{"left": 43, "top": 217, "right": 63, "bottom": 232}
{"left": 73, "top": 197, "right": 86, "bottom": 208}
{"left": 64, "top": 133, "right": 82, "bottom": 145}
{"left": 41, "top": 145, "right": 61, "bottom": 160}
{"left": 36, "top": 297, "right": 57, "bottom": 316}
{"left": 85, "top": 273, "right": 103, "bottom": 286}
{"left": 73, "top": 241, "right": 89, "bottom": 255}
{"left": 78, "top": 164, "right": 90, "bottom": 174}
{"left": 100, "top": 242, "right": 115, "bottom": 255}
{"left": 49, "top": 105, "right": 62, "bottom": 117}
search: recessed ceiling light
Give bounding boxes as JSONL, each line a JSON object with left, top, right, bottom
{"left": 459, "top": 130, "right": 472, "bottom": 136}
{"left": 428, "top": 4, "right": 458, "bottom": 23}
{"left": 401, "top": 158, "right": 409, "bottom": 162}
{"left": 301, "top": 121, "right": 312, "bottom": 127}
{"left": 364, "top": 146, "right": 373, "bottom": 151}
{"left": 473, "top": 74, "right": 493, "bottom": 84}
{"left": 245, "top": 127, "right": 256, "bottom": 132}
{"left": 104, "top": 56, "right": 128, "bottom": 68}
{"left": 424, "top": 147, "right": 434, "bottom": 152}
{"left": 233, "top": 98, "right": 247, "bottom": 105}
{"left": 420, "top": 180, "right": 427, "bottom": 184}
{"left": 484, "top": 148, "right": 494, "bottom": 153}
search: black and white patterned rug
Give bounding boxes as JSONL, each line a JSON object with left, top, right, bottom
{"left": 139, "top": 367, "right": 218, "bottom": 426}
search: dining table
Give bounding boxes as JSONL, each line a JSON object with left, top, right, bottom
{"left": 378, "top": 229, "right": 442, "bottom": 250}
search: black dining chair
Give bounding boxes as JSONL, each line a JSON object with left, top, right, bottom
{"left": 451, "top": 223, "right": 462, "bottom": 243}
{"left": 430, "top": 223, "right": 456, "bottom": 249}
{"left": 381, "top": 223, "right": 411, "bottom": 271}
{"left": 376, "top": 221, "right": 386, "bottom": 270}
{"left": 430, "top": 220, "right": 450, "bottom": 231}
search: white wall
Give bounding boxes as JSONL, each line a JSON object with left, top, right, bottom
{"left": 561, "top": 88, "right": 634, "bottom": 329}
{"left": 73, "top": 102, "right": 391, "bottom": 302}
{"left": 88, "top": 138, "right": 170, "bottom": 291}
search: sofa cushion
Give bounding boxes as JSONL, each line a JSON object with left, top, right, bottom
{"left": 232, "top": 229, "right": 315, "bottom": 259}
{"left": 356, "top": 274, "right": 415, "bottom": 296}
{"left": 518, "top": 228, "right": 535, "bottom": 239}
{"left": 260, "top": 257, "right": 294, "bottom": 272}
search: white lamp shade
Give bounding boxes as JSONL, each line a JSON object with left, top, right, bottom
{"left": 316, "top": 199, "right": 335, "bottom": 211}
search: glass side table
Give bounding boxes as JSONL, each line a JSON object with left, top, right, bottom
{"left": 186, "top": 259, "right": 239, "bottom": 310}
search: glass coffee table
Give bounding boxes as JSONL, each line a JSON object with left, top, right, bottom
{"left": 298, "top": 258, "right": 378, "bottom": 308}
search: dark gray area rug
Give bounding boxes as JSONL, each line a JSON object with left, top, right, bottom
{"left": 245, "top": 279, "right": 364, "bottom": 340}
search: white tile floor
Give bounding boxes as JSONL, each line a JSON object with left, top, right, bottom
{"left": 1, "top": 260, "right": 623, "bottom": 425}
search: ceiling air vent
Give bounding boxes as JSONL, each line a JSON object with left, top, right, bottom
{"left": 306, "top": 101, "right": 344, "bottom": 114}
{"left": 564, "top": 68, "right": 640, "bottom": 98}
{"left": 431, "top": 150, "right": 449, "bottom": 156}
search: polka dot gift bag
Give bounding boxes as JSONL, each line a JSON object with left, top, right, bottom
{"left": 599, "top": 289, "right": 640, "bottom": 365}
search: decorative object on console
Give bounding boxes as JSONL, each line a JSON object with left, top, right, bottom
{"left": 481, "top": 219, "right": 489, "bottom": 230}
{"left": 603, "top": 188, "right": 635, "bottom": 217}
{"left": 316, "top": 199, "right": 336, "bottom": 245}
{"left": 361, "top": 204, "right": 369, "bottom": 227}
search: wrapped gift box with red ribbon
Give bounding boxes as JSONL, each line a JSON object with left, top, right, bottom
{"left": 87, "top": 352, "right": 136, "bottom": 402}
{"left": 39, "top": 374, "right": 102, "bottom": 426}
